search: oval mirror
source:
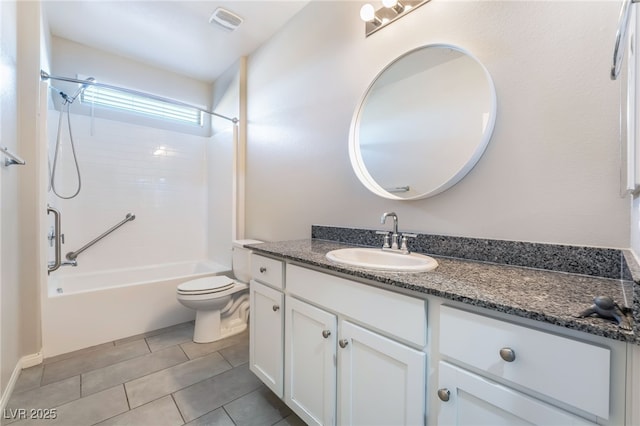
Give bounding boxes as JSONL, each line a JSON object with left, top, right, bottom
{"left": 349, "top": 44, "right": 497, "bottom": 200}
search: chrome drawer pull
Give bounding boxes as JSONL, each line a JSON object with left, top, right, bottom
{"left": 272, "top": 305, "right": 280, "bottom": 312}
{"left": 437, "top": 388, "right": 450, "bottom": 402}
{"left": 322, "top": 330, "right": 331, "bottom": 338}
{"left": 499, "top": 347, "right": 516, "bottom": 362}
{"left": 339, "top": 339, "right": 349, "bottom": 348}
{"left": 259, "top": 266, "right": 267, "bottom": 273}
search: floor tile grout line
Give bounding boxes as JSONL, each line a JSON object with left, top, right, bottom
{"left": 222, "top": 405, "right": 238, "bottom": 426}
{"left": 180, "top": 335, "right": 249, "bottom": 362}
{"left": 44, "top": 321, "right": 193, "bottom": 368}
{"left": 43, "top": 321, "right": 195, "bottom": 365}
{"left": 39, "top": 344, "right": 154, "bottom": 389}
{"left": 76, "top": 344, "right": 194, "bottom": 400}
{"left": 143, "top": 335, "right": 152, "bottom": 353}
{"left": 170, "top": 393, "right": 187, "bottom": 425}
{"left": 41, "top": 338, "right": 152, "bottom": 381}
{"left": 123, "top": 383, "right": 131, "bottom": 411}
{"left": 128, "top": 353, "right": 235, "bottom": 403}
{"left": 177, "top": 343, "right": 190, "bottom": 360}
{"left": 152, "top": 360, "right": 254, "bottom": 423}
{"left": 42, "top": 341, "right": 117, "bottom": 366}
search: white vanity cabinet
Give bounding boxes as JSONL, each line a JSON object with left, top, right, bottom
{"left": 437, "top": 362, "right": 597, "bottom": 425}
{"left": 284, "top": 296, "right": 337, "bottom": 426}
{"left": 249, "top": 254, "right": 285, "bottom": 398}
{"left": 436, "top": 305, "right": 611, "bottom": 425}
{"left": 338, "top": 320, "right": 426, "bottom": 426}
{"left": 283, "top": 264, "right": 427, "bottom": 426}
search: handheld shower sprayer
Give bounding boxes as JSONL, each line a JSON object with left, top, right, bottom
{"left": 65, "top": 76, "right": 96, "bottom": 104}
{"left": 48, "top": 75, "right": 95, "bottom": 199}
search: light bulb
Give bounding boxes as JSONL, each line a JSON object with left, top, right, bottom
{"left": 382, "top": 0, "right": 397, "bottom": 8}
{"left": 360, "top": 4, "right": 375, "bottom": 22}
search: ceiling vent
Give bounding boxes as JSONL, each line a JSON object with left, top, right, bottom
{"left": 209, "top": 7, "right": 243, "bottom": 32}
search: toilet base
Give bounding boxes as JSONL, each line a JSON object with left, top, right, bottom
{"left": 193, "top": 311, "right": 248, "bottom": 343}
{"left": 191, "top": 293, "right": 250, "bottom": 344}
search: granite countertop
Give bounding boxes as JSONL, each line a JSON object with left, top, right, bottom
{"left": 247, "top": 239, "right": 639, "bottom": 344}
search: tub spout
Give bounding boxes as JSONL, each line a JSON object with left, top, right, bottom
{"left": 48, "top": 259, "right": 77, "bottom": 270}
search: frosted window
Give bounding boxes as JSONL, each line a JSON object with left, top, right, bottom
{"left": 81, "top": 86, "right": 203, "bottom": 126}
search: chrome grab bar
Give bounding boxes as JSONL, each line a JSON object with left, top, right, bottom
{"left": 66, "top": 213, "right": 136, "bottom": 261}
{"left": 612, "top": 0, "right": 639, "bottom": 80}
{"left": 47, "top": 205, "right": 62, "bottom": 274}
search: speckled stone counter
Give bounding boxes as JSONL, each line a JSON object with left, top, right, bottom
{"left": 246, "top": 239, "right": 639, "bottom": 345}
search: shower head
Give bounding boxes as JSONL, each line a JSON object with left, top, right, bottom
{"left": 69, "top": 77, "right": 96, "bottom": 102}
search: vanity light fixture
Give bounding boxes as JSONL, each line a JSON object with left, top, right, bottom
{"left": 360, "top": 0, "right": 430, "bottom": 37}
{"left": 382, "top": 0, "right": 405, "bottom": 14}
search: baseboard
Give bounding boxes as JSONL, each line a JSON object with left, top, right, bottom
{"left": 0, "top": 351, "right": 44, "bottom": 411}
{"left": 20, "top": 352, "right": 43, "bottom": 369}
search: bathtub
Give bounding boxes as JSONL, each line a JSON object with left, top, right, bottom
{"left": 41, "top": 260, "right": 230, "bottom": 358}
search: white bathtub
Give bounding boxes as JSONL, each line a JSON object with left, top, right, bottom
{"left": 41, "top": 260, "right": 230, "bottom": 358}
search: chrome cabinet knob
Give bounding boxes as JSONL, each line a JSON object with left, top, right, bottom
{"left": 499, "top": 347, "right": 516, "bottom": 362}
{"left": 338, "top": 339, "right": 349, "bottom": 348}
{"left": 437, "top": 388, "right": 450, "bottom": 402}
{"left": 322, "top": 330, "right": 331, "bottom": 338}
{"left": 272, "top": 305, "right": 280, "bottom": 312}
{"left": 259, "top": 266, "right": 267, "bottom": 273}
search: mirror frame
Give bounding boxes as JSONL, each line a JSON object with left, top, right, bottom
{"left": 348, "top": 43, "right": 497, "bottom": 200}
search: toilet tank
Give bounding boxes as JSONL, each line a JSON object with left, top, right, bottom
{"left": 232, "top": 239, "right": 263, "bottom": 283}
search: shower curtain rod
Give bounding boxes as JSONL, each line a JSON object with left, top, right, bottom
{"left": 40, "top": 70, "right": 238, "bottom": 124}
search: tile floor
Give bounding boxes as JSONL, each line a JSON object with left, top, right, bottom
{"left": 3, "top": 322, "right": 305, "bottom": 426}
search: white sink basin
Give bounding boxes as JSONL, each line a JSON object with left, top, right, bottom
{"left": 325, "top": 247, "right": 438, "bottom": 272}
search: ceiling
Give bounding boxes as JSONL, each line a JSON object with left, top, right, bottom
{"left": 43, "top": 1, "right": 310, "bottom": 83}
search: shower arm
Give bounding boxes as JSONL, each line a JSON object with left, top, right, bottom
{"left": 66, "top": 213, "right": 136, "bottom": 261}
{"left": 40, "top": 71, "right": 239, "bottom": 124}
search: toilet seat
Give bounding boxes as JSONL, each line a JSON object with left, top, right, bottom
{"left": 177, "top": 276, "right": 235, "bottom": 296}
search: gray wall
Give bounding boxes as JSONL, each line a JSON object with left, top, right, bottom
{"left": 246, "top": 1, "right": 629, "bottom": 249}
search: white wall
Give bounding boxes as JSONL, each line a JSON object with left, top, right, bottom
{"left": 208, "top": 58, "right": 244, "bottom": 266}
{"left": 246, "top": 1, "right": 629, "bottom": 248}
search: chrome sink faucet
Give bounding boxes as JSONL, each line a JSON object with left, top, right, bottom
{"left": 378, "top": 212, "right": 417, "bottom": 254}
{"left": 381, "top": 212, "right": 400, "bottom": 250}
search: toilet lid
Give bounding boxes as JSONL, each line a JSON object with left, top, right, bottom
{"left": 177, "top": 276, "right": 235, "bottom": 294}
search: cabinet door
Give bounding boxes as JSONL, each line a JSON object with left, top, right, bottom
{"left": 338, "top": 320, "right": 425, "bottom": 426}
{"left": 249, "top": 280, "right": 284, "bottom": 397}
{"left": 437, "top": 362, "right": 597, "bottom": 426}
{"left": 285, "top": 296, "right": 337, "bottom": 426}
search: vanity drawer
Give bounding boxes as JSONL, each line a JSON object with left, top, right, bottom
{"left": 251, "top": 254, "right": 284, "bottom": 289}
{"left": 286, "top": 264, "right": 426, "bottom": 347}
{"left": 439, "top": 305, "right": 610, "bottom": 419}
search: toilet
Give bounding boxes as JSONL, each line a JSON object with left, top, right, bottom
{"left": 176, "top": 239, "right": 262, "bottom": 343}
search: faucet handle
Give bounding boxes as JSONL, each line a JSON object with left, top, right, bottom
{"left": 376, "top": 231, "right": 391, "bottom": 249}
{"left": 400, "top": 233, "right": 417, "bottom": 252}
